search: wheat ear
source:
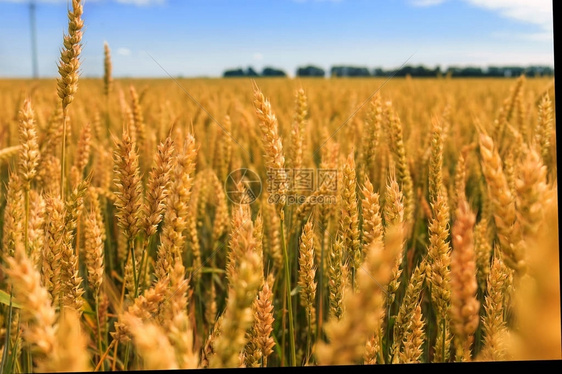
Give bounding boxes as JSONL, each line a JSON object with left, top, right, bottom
{"left": 57, "top": 0, "right": 84, "bottom": 201}
{"left": 478, "top": 255, "right": 510, "bottom": 361}
{"left": 450, "top": 199, "right": 480, "bottom": 360}
{"left": 316, "top": 224, "right": 402, "bottom": 365}
{"left": 103, "top": 41, "right": 113, "bottom": 96}
{"left": 4, "top": 243, "right": 57, "bottom": 370}
{"left": 18, "top": 99, "right": 40, "bottom": 190}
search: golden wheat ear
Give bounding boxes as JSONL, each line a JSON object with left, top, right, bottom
{"left": 112, "top": 127, "right": 143, "bottom": 241}
{"left": 56, "top": 0, "right": 84, "bottom": 201}
{"left": 209, "top": 207, "right": 261, "bottom": 368}
{"left": 18, "top": 99, "right": 40, "bottom": 190}
{"left": 316, "top": 223, "right": 402, "bottom": 365}
{"left": 4, "top": 242, "right": 57, "bottom": 370}
{"left": 298, "top": 219, "right": 317, "bottom": 324}
{"left": 143, "top": 136, "right": 174, "bottom": 238}
{"left": 427, "top": 190, "right": 453, "bottom": 362}
{"left": 450, "top": 199, "right": 480, "bottom": 361}
{"left": 103, "top": 41, "right": 113, "bottom": 96}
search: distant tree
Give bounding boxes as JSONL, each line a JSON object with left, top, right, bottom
{"left": 246, "top": 67, "right": 259, "bottom": 77}
{"left": 262, "top": 67, "right": 287, "bottom": 77}
{"left": 332, "top": 66, "right": 346, "bottom": 77}
{"left": 486, "top": 66, "right": 504, "bottom": 77}
{"left": 528, "top": 66, "right": 554, "bottom": 76}
{"left": 433, "top": 65, "right": 442, "bottom": 77}
{"left": 446, "top": 66, "right": 484, "bottom": 77}
{"left": 223, "top": 68, "right": 246, "bottom": 77}
{"left": 353, "top": 67, "right": 371, "bottom": 77}
{"left": 504, "top": 66, "right": 525, "bottom": 77}
{"left": 527, "top": 66, "right": 545, "bottom": 77}
{"left": 331, "top": 66, "right": 343, "bottom": 77}
{"left": 393, "top": 65, "right": 437, "bottom": 77}
{"left": 446, "top": 66, "right": 460, "bottom": 76}
{"left": 331, "top": 66, "right": 371, "bottom": 77}
{"left": 464, "top": 67, "right": 484, "bottom": 77}
{"left": 296, "top": 65, "right": 325, "bottom": 77}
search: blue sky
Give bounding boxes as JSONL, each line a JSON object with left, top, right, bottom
{"left": 0, "top": 0, "right": 554, "bottom": 78}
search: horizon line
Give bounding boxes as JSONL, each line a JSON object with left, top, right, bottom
{"left": 1, "top": 62, "right": 555, "bottom": 80}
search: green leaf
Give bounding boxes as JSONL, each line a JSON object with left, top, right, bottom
{"left": 0, "top": 290, "right": 23, "bottom": 309}
{"left": 198, "top": 267, "right": 226, "bottom": 274}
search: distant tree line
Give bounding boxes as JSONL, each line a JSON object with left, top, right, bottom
{"left": 331, "top": 65, "right": 554, "bottom": 78}
{"left": 223, "top": 64, "right": 553, "bottom": 78}
{"left": 223, "top": 66, "right": 286, "bottom": 77}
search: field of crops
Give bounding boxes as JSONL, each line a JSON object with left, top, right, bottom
{"left": 0, "top": 0, "right": 560, "bottom": 371}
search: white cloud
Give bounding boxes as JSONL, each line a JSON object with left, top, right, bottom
{"left": 253, "top": 52, "right": 264, "bottom": 61}
{"left": 465, "top": 0, "right": 553, "bottom": 31}
{"left": 408, "top": 0, "right": 552, "bottom": 31}
{"left": 117, "top": 47, "right": 131, "bottom": 56}
{"left": 467, "top": 0, "right": 553, "bottom": 43}
{"left": 409, "top": 0, "right": 447, "bottom": 7}
{"left": 407, "top": 0, "right": 553, "bottom": 41}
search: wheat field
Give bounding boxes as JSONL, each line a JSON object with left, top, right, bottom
{"left": 0, "top": 0, "right": 560, "bottom": 371}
